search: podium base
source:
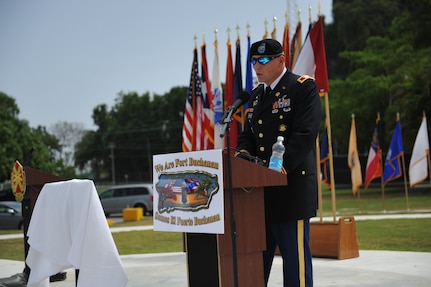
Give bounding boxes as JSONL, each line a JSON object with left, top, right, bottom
{"left": 310, "top": 216, "right": 359, "bottom": 260}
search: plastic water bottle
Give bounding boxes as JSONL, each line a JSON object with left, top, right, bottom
{"left": 268, "top": 136, "right": 285, "bottom": 172}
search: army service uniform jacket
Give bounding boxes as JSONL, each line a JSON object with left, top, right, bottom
{"left": 237, "top": 70, "right": 321, "bottom": 223}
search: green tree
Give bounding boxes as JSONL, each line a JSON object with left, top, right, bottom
{"left": 326, "top": 0, "right": 403, "bottom": 78}
{"left": 75, "top": 87, "right": 187, "bottom": 183}
{"left": 0, "top": 92, "right": 74, "bottom": 181}
{"left": 327, "top": 1, "right": 431, "bottom": 154}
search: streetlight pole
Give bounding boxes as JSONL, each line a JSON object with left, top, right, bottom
{"left": 109, "top": 142, "right": 116, "bottom": 185}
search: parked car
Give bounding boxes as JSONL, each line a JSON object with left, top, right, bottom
{"left": 99, "top": 183, "right": 153, "bottom": 217}
{"left": 0, "top": 201, "right": 23, "bottom": 230}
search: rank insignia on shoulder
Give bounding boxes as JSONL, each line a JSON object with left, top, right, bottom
{"left": 245, "top": 107, "right": 254, "bottom": 115}
{"left": 297, "top": 75, "right": 315, "bottom": 83}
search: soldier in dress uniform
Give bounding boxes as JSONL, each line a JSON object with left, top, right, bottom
{"left": 236, "top": 39, "right": 321, "bottom": 287}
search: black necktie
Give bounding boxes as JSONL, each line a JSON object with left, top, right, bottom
{"left": 265, "top": 86, "right": 272, "bottom": 96}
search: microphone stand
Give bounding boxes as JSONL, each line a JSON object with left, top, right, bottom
{"left": 220, "top": 109, "right": 239, "bottom": 287}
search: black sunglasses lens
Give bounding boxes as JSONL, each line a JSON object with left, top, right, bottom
{"left": 258, "top": 57, "right": 271, "bottom": 64}
{"left": 251, "top": 57, "right": 271, "bottom": 65}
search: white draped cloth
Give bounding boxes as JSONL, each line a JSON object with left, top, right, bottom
{"left": 26, "top": 179, "right": 128, "bottom": 287}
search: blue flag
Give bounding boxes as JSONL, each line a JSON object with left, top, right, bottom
{"left": 383, "top": 120, "right": 403, "bottom": 185}
{"left": 245, "top": 35, "right": 253, "bottom": 94}
{"left": 320, "top": 128, "right": 331, "bottom": 188}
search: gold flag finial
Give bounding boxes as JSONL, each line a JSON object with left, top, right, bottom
{"left": 271, "top": 16, "right": 277, "bottom": 39}
{"left": 246, "top": 22, "right": 251, "bottom": 37}
{"left": 263, "top": 18, "right": 268, "bottom": 39}
{"left": 309, "top": 5, "right": 312, "bottom": 24}
{"left": 193, "top": 35, "right": 198, "bottom": 48}
{"left": 227, "top": 26, "right": 231, "bottom": 44}
{"left": 214, "top": 28, "right": 219, "bottom": 48}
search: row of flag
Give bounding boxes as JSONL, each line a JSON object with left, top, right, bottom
{"left": 180, "top": 10, "right": 430, "bottom": 201}
{"left": 321, "top": 113, "right": 430, "bottom": 194}
{"left": 181, "top": 15, "right": 330, "bottom": 153}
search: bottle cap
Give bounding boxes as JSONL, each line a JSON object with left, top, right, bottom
{"left": 277, "top": 136, "right": 284, "bottom": 142}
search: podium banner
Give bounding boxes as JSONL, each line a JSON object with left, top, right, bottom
{"left": 153, "top": 149, "right": 224, "bottom": 234}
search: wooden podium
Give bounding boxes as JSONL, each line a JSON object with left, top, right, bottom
{"left": 185, "top": 154, "right": 287, "bottom": 287}
{"left": 22, "top": 167, "right": 66, "bottom": 277}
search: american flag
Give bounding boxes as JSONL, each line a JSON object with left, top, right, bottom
{"left": 182, "top": 47, "right": 203, "bottom": 152}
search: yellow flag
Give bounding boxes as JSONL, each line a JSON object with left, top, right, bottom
{"left": 348, "top": 115, "right": 363, "bottom": 194}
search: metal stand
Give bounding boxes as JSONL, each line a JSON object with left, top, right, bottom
{"left": 220, "top": 109, "right": 239, "bottom": 287}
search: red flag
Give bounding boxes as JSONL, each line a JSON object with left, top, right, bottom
{"left": 292, "top": 16, "right": 329, "bottom": 94}
{"left": 224, "top": 37, "right": 235, "bottom": 148}
{"left": 200, "top": 43, "right": 215, "bottom": 150}
{"left": 182, "top": 47, "right": 203, "bottom": 152}
{"left": 282, "top": 18, "right": 290, "bottom": 69}
{"left": 364, "top": 115, "right": 382, "bottom": 189}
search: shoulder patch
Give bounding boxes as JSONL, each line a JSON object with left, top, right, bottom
{"left": 297, "top": 75, "right": 315, "bottom": 84}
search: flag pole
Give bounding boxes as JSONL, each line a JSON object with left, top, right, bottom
{"left": 401, "top": 151, "right": 410, "bottom": 210}
{"left": 378, "top": 112, "right": 386, "bottom": 211}
{"left": 324, "top": 92, "right": 337, "bottom": 222}
{"left": 315, "top": 136, "right": 323, "bottom": 222}
{"left": 381, "top": 176, "right": 386, "bottom": 211}
{"left": 397, "top": 112, "right": 410, "bottom": 210}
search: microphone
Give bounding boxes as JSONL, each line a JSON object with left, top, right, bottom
{"left": 224, "top": 147, "right": 266, "bottom": 166}
{"left": 219, "top": 91, "right": 251, "bottom": 124}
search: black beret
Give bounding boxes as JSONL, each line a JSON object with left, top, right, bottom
{"left": 250, "top": 39, "right": 283, "bottom": 58}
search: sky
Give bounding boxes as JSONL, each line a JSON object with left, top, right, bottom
{"left": 0, "top": 0, "right": 332, "bottom": 131}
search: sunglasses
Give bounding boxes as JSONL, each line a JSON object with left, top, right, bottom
{"left": 251, "top": 54, "right": 282, "bottom": 65}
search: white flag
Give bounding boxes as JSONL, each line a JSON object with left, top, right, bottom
{"left": 212, "top": 39, "right": 224, "bottom": 149}
{"left": 409, "top": 116, "right": 429, "bottom": 187}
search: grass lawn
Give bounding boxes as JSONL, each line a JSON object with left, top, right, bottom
{"left": 1, "top": 185, "right": 430, "bottom": 261}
